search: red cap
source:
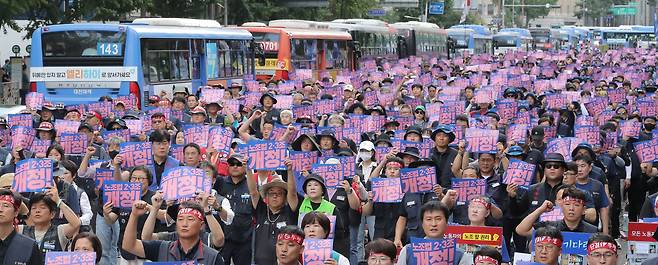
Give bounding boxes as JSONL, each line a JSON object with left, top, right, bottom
{"left": 36, "top": 122, "right": 54, "bottom": 131}
{"left": 190, "top": 106, "right": 207, "bottom": 115}
{"left": 149, "top": 95, "right": 161, "bottom": 102}
{"left": 87, "top": 111, "right": 102, "bottom": 122}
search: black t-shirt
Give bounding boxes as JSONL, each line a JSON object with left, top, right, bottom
{"left": 534, "top": 219, "right": 599, "bottom": 233}
{"left": 142, "top": 240, "right": 224, "bottom": 265}
{"left": 365, "top": 179, "right": 402, "bottom": 241}
{"left": 252, "top": 198, "right": 298, "bottom": 265}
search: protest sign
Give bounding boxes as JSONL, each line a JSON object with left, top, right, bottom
{"left": 26, "top": 92, "right": 45, "bottom": 110}
{"left": 410, "top": 237, "right": 456, "bottom": 265}
{"left": 200, "top": 88, "right": 224, "bottom": 104}
{"left": 87, "top": 101, "right": 113, "bottom": 117}
{"left": 444, "top": 225, "right": 503, "bottom": 246}
{"left": 540, "top": 208, "right": 564, "bottom": 222}
{"left": 45, "top": 251, "right": 96, "bottom": 265}
{"left": 545, "top": 94, "right": 566, "bottom": 110}
{"left": 160, "top": 166, "right": 211, "bottom": 201}
{"left": 207, "top": 126, "right": 233, "bottom": 156}
{"left": 13, "top": 159, "right": 54, "bottom": 192}
{"left": 503, "top": 159, "right": 536, "bottom": 187}
{"left": 312, "top": 163, "right": 343, "bottom": 189}
{"left": 506, "top": 124, "right": 528, "bottom": 144}
{"left": 464, "top": 128, "right": 498, "bottom": 153}
{"left": 8, "top": 114, "right": 33, "bottom": 128}
{"left": 558, "top": 232, "right": 591, "bottom": 255}
{"left": 298, "top": 213, "right": 336, "bottom": 239}
{"left": 95, "top": 168, "right": 114, "bottom": 189}
{"left": 371, "top": 178, "right": 403, "bottom": 203}
{"left": 628, "top": 222, "right": 658, "bottom": 265}
{"left": 451, "top": 178, "right": 486, "bottom": 205}
{"left": 290, "top": 151, "right": 319, "bottom": 172}
{"left": 242, "top": 140, "right": 288, "bottom": 170}
{"left": 183, "top": 124, "right": 209, "bottom": 148}
{"left": 30, "top": 139, "right": 51, "bottom": 158}
{"left": 575, "top": 116, "right": 595, "bottom": 126}
{"left": 574, "top": 126, "right": 600, "bottom": 146}
{"left": 400, "top": 167, "right": 436, "bottom": 193}
{"left": 621, "top": 120, "right": 642, "bottom": 139}
{"left": 119, "top": 142, "right": 153, "bottom": 168}
{"left": 54, "top": 119, "right": 81, "bottom": 136}
{"left": 59, "top": 133, "right": 88, "bottom": 155}
{"left": 125, "top": 119, "right": 144, "bottom": 136}
{"left": 169, "top": 144, "right": 184, "bottom": 162}
{"left": 634, "top": 138, "right": 658, "bottom": 163}
{"left": 102, "top": 181, "right": 141, "bottom": 209}
{"left": 545, "top": 137, "right": 580, "bottom": 161}
{"left": 302, "top": 239, "right": 333, "bottom": 265}
{"left": 102, "top": 129, "right": 130, "bottom": 142}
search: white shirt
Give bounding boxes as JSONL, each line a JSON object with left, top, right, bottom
{"left": 71, "top": 183, "right": 93, "bottom": 226}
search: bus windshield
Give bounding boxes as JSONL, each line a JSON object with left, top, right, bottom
{"left": 42, "top": 30, "right": 125, "bottom": 66}
{"left": 291, "top": 39, "right": 317, "bottom": 69}
{"left": 251, "top": 32, "right": 280, "bottom": 58}
{"left": 494, "top": 35, "right": 517, "bottom": 47}
{"left": 450, "top": 34, "right": 470, "bottom": 48}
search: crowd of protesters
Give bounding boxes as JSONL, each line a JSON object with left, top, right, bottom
{"left": 1, "top": 44, "right": 658, "bottom": 265}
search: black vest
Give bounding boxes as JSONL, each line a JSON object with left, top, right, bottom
{"left": 2, "top": 233, "right": 39, "bottom": 265}
{"left": 22, "top": 225, "right": 63, "bottom": 255}
{"left": 156, "top": 240, "right": 221, "bottom": 265}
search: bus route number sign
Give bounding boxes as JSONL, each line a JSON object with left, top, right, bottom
{"left": 97, "top": 42, "right": 122, "bottom": 56}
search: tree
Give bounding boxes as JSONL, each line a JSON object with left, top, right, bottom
{"left": 0, "top": 0, "right": 45, "bottom": 33}
{"left": 504, "top": 0, "right": 558, "bottom": 27}
{"left": 144, "top": 0, "right": 219, "bottom": 18}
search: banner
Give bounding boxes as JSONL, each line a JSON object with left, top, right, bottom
{"left": 410, "top": 237, "right": 456, "bottom": 265}
{"left": 8, "top": 114, "right": 33, "bottom": 128}
{"left": 312, "top": 163, "right": 343, "bottom": 189}
{"left": 160, "top": 166, "right": 211, "bottom": 201}
{"left": 290, "top": 151, "right": 319, "bottom": 172}
{"left": 242, "top": 140, "right": 288, "bottom": 170}
{"left": 13, "top": 159, "right": 54, "bottom": 192}
{"left": 451, "top": 178, "right": 486, "bottom": 205}
{"left": 59, "top": 133, "right": 89, "bottom": 155}
{"left": 634, "top": 138, "right": 658, "bottom": 163}
{"left": 621, "top": 120, "right": 642, "bottom": 139}
{"left": 400, "top": 167, "right": 436, "bottom": 193}
{"left": 102, "top": 181, "right": 141, "bottom": 209}
{"left": 465, "top": 128, "right": 499, "bottom": 153}
{"left": 574, "top": 126, "right": 600, "bottom": 146}
{"left": 30, "top": 66, "right": 139, "bottom": 82}
{"left": 45, "top": 251, "right": 96, "bottom": 265}
{"left": 371, "top": 178, "right": 403, "bottom": 203}
{"left": 302, "top": 239, "right": 333, "bottom": 265}
{"left": 119, "top": 142, "right": 153, "bottom": 168}
{"left": 503, "top": 159, "right": 536, "bottom": 187}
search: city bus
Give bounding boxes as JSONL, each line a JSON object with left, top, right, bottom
{"left": 492, "top": 31, "right": 533, "bottom": 54}
{"left": 241, "top": 20, "right": 354, "bottom": 80}
{"left": 446, "top": 28, "right": 493, "bottom": 56}
{"left": 599, "top": 26, "right": 656, "bottom": 49}
{"left": 529, "top": 28, "right": 554, "bottom": 51}
{"left": 29, "top": 18, "right": 257, "bottom": 108}
{"left": 391, "top": 21, "right": 449, "bottom": 59}
{"left": 328, "top": 19, "right": 399, "bottom": 62}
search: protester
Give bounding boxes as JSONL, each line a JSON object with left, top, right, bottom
{"left": 300, "top": 211, "right": 350, "bottom": 265}
{"left": 532, "top": 226, "right": 563, "bottom": 265}
{"left": 275, "top": 225, "right": 305, "bottom": 265}
{"left": 71, "top": 232, "right": 103, "bottom": 264}
{"left": 586, "top": 233, "right": 619, "bottom": 265}
{"left": 0, "top": 189, "right": 43, "bottom": 264}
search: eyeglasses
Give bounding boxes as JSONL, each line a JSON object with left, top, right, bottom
{"left": 415, "top": 110, "right": 424, "bottom": 114}
{"left": 367, "top": 256, "right": 392, "bottom": 264}
{"left": 589, "top": 252, "right": 616, "bottom": 259}
{"left": 545, "top": 163, "right": 563, "bottom": 169}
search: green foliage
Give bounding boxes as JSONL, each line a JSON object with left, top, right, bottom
{"left": 504, "top": 0, "right": 558, "bottom": 27}
{"left": 575, "top": 0, "right": 614, "bottom": 21}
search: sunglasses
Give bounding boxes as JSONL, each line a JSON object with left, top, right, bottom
{"left": 415, "top": 110, "right": 425, "bottom": 114}
{"left": 545, "top": 163, "right": 563, "bottom": 169}
{"left": 228, "top": 162, "right": 243, "bottom": 167}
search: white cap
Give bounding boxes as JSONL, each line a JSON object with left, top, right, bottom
{"left": 359, "top": 141, "right": 375, "bottom": 151}
{"left": 324, "top": 158, "right": 340, "bottom": 165}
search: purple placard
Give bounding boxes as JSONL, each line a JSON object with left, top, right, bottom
{"left": 371, "top": 177, "right": 403, "bottom": 203}
{"left": 87, "top": 101, "right": 113, "bottom": 117}
{"left": 102, "top": 129, "right": 130, "bottom": 142}
{"left": 540, "top": 208, "right": 564, "bottom": 222}
{"left": 302, "top": 239, "right": 333, "bottom": 265}
{"left": 243, "top": 140, "right": 288, "bottom": 170}
{"left": 312, "top": 163, "right": 343, "bottom": 189}
{"left": 506, "top": 124, "right": 528, "bottom": 144}
{"left": 45, "top": 251, "right": 96, "bottom": 265}
{"left": 400, "top": 167, "right": 436, "bottom": 193}
{"left": 8, "top": 114, "right": 33, "bottom": 128}
{"left": 545, "top": 137, "right": 580, "bottom": 161}
{"left": 125, "top": 119, "right": 144, "bottom": 136}
{"left": 574, "top": 126, "right": 600, "bottom": 146}
{"left": 634, "top": 138, "right": 658, "bottom": 163}
{"left": 465, "top": 128, "right": 499, "bottom": 154}
{"left": 102, "top": 181, "right": 141, "bottom": 209}
{"left": 95, "top": 168, "right": 114, "bottom": 189}
{"left": 169, "top": 144, "right": 184, "bottom": 162}
{"left": 290, "top": 151, "right": 319, "bottom": 172}
{"left": 11, "top": 126, "right": 35, "bottom": 149}
{"left": 160, "top": 166, "right": 210, "bottom": 201}
{"left": 200, "top": 88, "right": 224, "bottom": 104}
{"left": 60, "top": 133, "right": 89, "bottom": 155}
{"left": 26, "top": 92, "right": 45, "bottom": 110}
{"left": 620, "top": 120, "right": 641, "bottom": 139}
{"left": 119, "top": 142, "right": 153, "bottom": 168}
{"left": 503, "top": 159, "right": 536, "bottom": 187}
{"left": 13, "top": 159, "right": 54, "bottom": 192}
{"left": 451, "top": 178, "right": 486, "bottom": 205}
{"left": 207, "top": 126, "right": 233, "bottom": 156}
{"left": 54, "top": 119, "right": 81, "bottom": 136}
{"left": 183, "top": 124, "right": 209, "bottom": 148}
{"left": 30, "top": 139, "right": 51, "bottom": 158}
{"left": 410, "top": 237, "right": 456, "bottom": 265}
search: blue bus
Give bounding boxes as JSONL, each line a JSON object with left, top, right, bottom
{"left": 492, "top": 31, "right": 533, "bottom": 54}
{"left": 600, "top": 26, "right": 656, "bottom": 49}
{"left": 447, "top": 28, "right": 493, "bottom": 56}
{"left": 30, "top": 18, "right": 257, "bottom": 108}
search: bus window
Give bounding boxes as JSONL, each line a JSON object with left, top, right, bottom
{"left": 291, "top": 39, "right": 318, "bottom": 70}
{"left": 141, "top": 39, "right": 191, "bottom": 83}
{"left": 252, "top": 32, "right": 281, "bottom": 60}
{"left": 325, "top": 40, "right": 347, "bottom": 69}
{"left": 42, "top": 30, "right": 125, "bottom": 66}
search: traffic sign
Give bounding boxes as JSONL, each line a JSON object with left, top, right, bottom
{"left": 429, "top": 2, "right": 445, "bottom": 15}
{"left": 367, "top": 9, "right": 386, "bottom": 17}
{"left": 11, "top": 45, "right": 20, "bottom": 55}
{"left": 610, "top": 6, "right": 636, "bottom": 15}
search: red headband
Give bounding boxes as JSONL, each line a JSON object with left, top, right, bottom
{"left": 563, "top": 196, "right": 584, "bottom": 205}
{"left": 0, "top": 195, "right": 16, "bottom": 209}
{"left": 470, "top": 198, "right": 491, "bottom": 209}
{"left": 475, "top": 255, "right": 499, "bottom": 265}
{"left": 177, "top": 208, "right": 204, "bottom": 222}
{"left": 386, "top": 161, "right": 403, "bottom": 169}
{"left": 277, "top": 233, "right": 304, "bottom": 245}
{"left": 587, "top": 242, "right": 617, "bottom": 255}
{"left": 535, "top": 236, "right": 562, "bottom": 247}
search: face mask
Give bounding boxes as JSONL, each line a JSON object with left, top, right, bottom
{"left": 109, "top": 150, "right": 119, "bottom": 159}
{"left": 645, "top": 123, "right": 656, "bottom": 131}
{"left": 359, "top": 151, "right": 372, "bottom": 161}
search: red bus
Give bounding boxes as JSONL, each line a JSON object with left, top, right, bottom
{"left": 241, "top": 20, "right": 354, "bottom": 80}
